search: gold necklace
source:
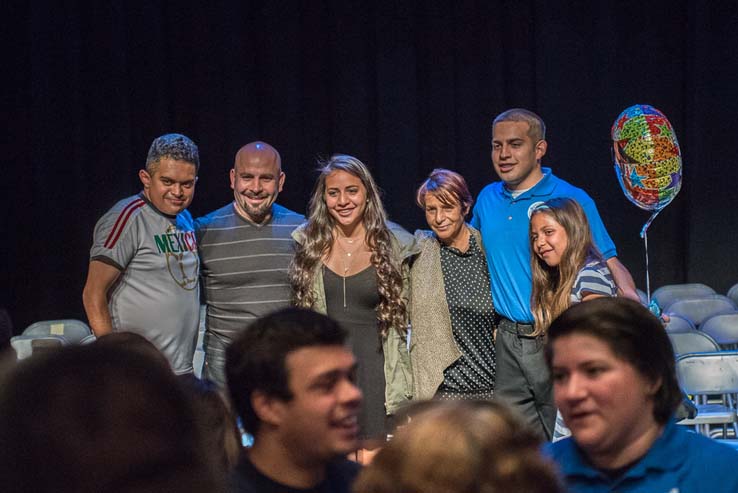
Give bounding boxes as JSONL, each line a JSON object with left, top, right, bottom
{"left": 333, "top": 235, "right": 365, "bottom": 308}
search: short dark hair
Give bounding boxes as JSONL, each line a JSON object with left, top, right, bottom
{"left": 146, "top": 133, "right": 200, "bottom": 173}
{"left": 225, "top": 307, "right": 348, "bottom": 434}
{"left": 493, "top": 108, "right": 546, "bottom": 141}
{"left": 545, "top": 297, "right": 682, "bottom": 424}
{"left": 415, "top": 168, "right": 474, "bottom": 216}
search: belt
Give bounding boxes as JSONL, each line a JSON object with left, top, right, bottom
{"left": 497, "top": 316, "right": 537, "bottom": 337}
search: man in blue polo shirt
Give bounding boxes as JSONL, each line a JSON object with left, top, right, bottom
{"left": 471, "top": 108, "right": 637, "bottom": 440}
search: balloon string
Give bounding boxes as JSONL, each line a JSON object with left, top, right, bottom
{"left": 640, "top": 210, "right": 661, "bottom": 304}
{"left": 640, "top": 210, "right": 661, "bottom": 238}
{"left": 643, "top": 229, "right": 651, "bottom": 304}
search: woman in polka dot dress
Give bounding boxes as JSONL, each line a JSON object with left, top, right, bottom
{"left": 409, "top": 169, "right": 496, "bottom": 401}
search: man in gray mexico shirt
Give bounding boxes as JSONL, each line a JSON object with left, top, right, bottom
{"left": 195, "top": 141, "right": 304, "bottom": 387}
{"left": 83, "top": 134, "right": 201, "bottom": 374}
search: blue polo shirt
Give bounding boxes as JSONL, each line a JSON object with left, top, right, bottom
{"left": 546, "top": 420, "right": 738, "bottom": 492}
{"left": 470, "top": 168, "right": 616, "bottom": 323}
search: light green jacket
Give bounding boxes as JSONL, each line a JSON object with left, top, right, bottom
{"left": 292, "top": 222, "right": 419, "bottom": 415}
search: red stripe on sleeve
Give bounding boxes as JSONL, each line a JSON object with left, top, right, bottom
{"left": 104, "top": 199, "right": 145, "bottom": 249}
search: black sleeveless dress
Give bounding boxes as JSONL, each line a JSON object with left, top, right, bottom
{"left": 323, "top": 265, "right": 386, "bottom": 440}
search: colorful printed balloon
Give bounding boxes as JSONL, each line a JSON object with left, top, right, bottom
{"left": 611, "top": 104, "right": 682, "bottom": 213}
{"left": 611, "top": 105, "right": 683, "bottom": 303}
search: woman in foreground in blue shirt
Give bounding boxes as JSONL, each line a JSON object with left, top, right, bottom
{"left": 545, "top": 297, "right": 738, "bottom": 492}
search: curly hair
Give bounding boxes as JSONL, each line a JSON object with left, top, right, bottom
{"left": 146, "top": 133, "right": 200, "bottom": 173}
{"left": 289, "top": 154, "right": 406, "bottom": 339}
{"left": 530, "top": 198, "right": 603, "bottom": 335}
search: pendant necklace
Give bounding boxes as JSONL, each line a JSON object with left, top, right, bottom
{"left": 334, "top": 233, "right": 365, "bottom": 309}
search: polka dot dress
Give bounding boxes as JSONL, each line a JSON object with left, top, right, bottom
{"left": 435, "top": 234, "right": 496, "bottom": 399}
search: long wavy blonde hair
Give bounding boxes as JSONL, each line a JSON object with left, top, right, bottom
{"left": 289, "top": 154, "right": 406, "bottom": 339}
{"left": 530, "top": 198, "right": 603, "bottom": 335}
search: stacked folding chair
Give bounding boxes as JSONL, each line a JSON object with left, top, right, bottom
{"left": 676, "top": 351, "right": 738, "bottom": 439}
{"left": 666, "top": 295, "right": 736, "bottom": 329}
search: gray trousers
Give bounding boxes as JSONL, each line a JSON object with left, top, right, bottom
{"left": 495, "top": 317, "right": 556, "bottom": 441}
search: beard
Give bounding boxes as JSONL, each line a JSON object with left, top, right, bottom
{"left": 236, "top": 193, "right": 274, "bottom": 223}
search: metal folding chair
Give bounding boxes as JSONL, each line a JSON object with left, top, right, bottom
{"left": 668, "top": 330, "right": 720, "bottom": 356}
{"left": 664, "top": 314, "right": 696, "bottom": 334}
{"left": 653, "top": 283, "right": 716, "bottom": 311}
{"left": 728, "top": 283, "right": 738, "bottom": 310}
{"left": 676, "top": 351, "right": 738, "bottom": 438}
{"left": 666, "top": 295, "right": 737, "bottom": 328}
{"left": 23, "top": 319, "right": 92, "bottom": 344}
{"left": 701, "top": 313, "right": 738, "bottom": 350}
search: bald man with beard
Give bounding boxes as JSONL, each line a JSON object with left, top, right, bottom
{"left": 196, "top": 142, "right": 304, "bottom": 387}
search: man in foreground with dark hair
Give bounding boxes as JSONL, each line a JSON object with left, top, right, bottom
{"left": 225, "top": 307, "right": 362, "bottom": 492}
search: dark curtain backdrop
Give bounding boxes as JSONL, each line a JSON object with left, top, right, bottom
{"left": 5, "top": 0, "right": 738, "bottom": 331}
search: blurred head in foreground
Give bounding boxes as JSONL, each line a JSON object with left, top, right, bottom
{"left": 353, "top": 400, "right": 563, "bottom": 493}
{"left": 545, "top": 297, "right": 681, "bottom": 469}
{"left": 0, "top": 344, "right": 223, "bottom": 493}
